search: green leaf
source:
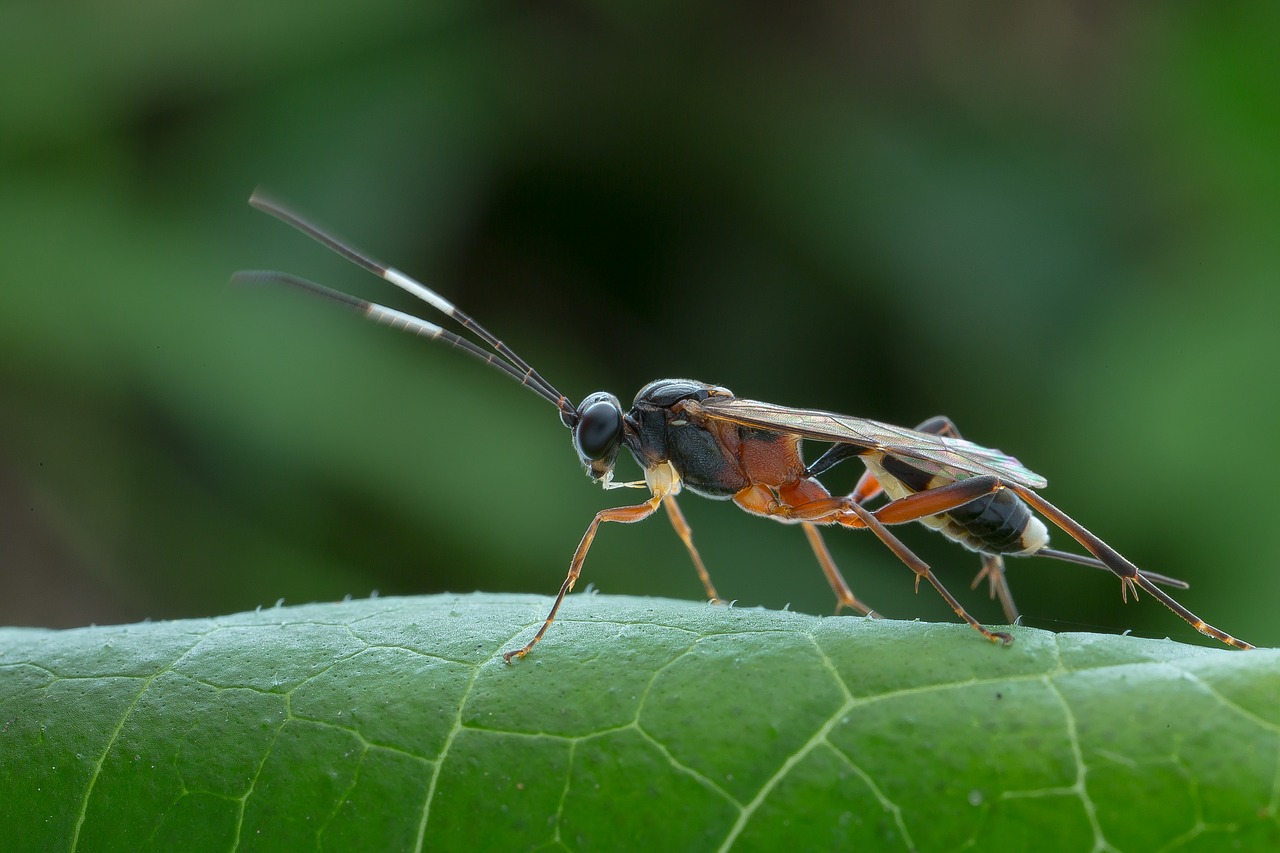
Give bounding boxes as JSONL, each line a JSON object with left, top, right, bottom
{"left": 2, "top": 593, "right": 1276, "bottom": 852}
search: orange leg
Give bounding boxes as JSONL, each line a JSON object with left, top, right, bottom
{"left": 846, "top": 500, "right": 1013, "bottom": 644}
{"left": 662, "top": 495, "right": 722, "bottom": 603}
{"left": 855, "top": 466, "right": 1187, "bottom": 601}
{"left": 800, "top": 473, "right": 1253, "bottom": 651}
{"left": 857, "top": 475, "right": 1020, "bottom": 623}
{"left": 863, "top": 416, "right": 1019, "bottom": 618}
{"left": 504, "top": 495, "right": 662, "bottom": 662}
{"left": 1008, "top": 485, "right": 1255, "bottom": 651}
{"left": 859, "top": 475, "right": 1004, "bottom": 525}
{"left": 734, "top": 481, "right": 1011, "bottom": 644}
{"left": 856, "top": 476, "right": 1020, "bottom": 622}
{"left": 801, "top": 522, "right": 881, "bottom": 617}
{"left": 857, "top": 415, "right": 1177, "bottom": 622}
{"left": 850, "top": 476, "right": 1253, "bottom": 648}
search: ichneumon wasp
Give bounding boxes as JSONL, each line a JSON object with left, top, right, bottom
{"left": 235, "top": 191, "right": 1255, "bottom": 660}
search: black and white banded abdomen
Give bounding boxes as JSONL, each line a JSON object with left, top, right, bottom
{"left": 865, "top": 454, "right": 1049, "bottom": 556}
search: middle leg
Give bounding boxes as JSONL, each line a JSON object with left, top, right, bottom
{"left": 851, "top": 417, "right": 1020, "bottom": 621}
{"left": 800, "top": 522, "right": 881, "bottom": 618}
{"left": 662, "top": 495, "right": 722, "bottom": 603}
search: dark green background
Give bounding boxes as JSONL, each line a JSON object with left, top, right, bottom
{"left": 2, "top": 3, "right": 1276, "bottom": 648}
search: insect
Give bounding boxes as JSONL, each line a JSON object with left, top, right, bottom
{"left": 236, "top": 191, "right": 1255, "bottom": 659}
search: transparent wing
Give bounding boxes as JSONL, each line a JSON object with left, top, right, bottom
{"left": 689, "top": 397, "right": 1048, "bottom": 489}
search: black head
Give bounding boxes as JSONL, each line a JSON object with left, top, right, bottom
{"left": 572, "top": 391, "right": 624, "bottom": 483}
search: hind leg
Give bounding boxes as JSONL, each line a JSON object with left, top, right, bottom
{"left": 847, "top": 416, "right": 1021, "bottom": 622}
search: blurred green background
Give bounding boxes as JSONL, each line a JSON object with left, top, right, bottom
{"left": 2, "top": 2, "right": 1276, "bottom": 649}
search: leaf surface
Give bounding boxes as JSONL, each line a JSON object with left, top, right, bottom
{"left": 2, "top": 593, "right": 1277, "bottom": 852}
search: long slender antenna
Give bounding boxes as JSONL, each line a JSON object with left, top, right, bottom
{"left": 242, "top": 190, "right": 578, "bottom": 425}
{"left": 232, "top": 270, "right": 573, "bottom": 411}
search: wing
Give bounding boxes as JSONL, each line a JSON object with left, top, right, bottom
{"left": 687, "top": 397, "right": 1048, "bottom": 489}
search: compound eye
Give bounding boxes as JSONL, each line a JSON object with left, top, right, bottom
{"left": 574, "top": 399, "right": 623, "bottom": 461}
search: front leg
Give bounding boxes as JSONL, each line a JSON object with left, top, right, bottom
{"left": 504, "top": 494, "right": 663, "bottom": 662}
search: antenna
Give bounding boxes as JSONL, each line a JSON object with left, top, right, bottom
{"left": 236, "top": 190, "right": 578, "bottom": 425}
